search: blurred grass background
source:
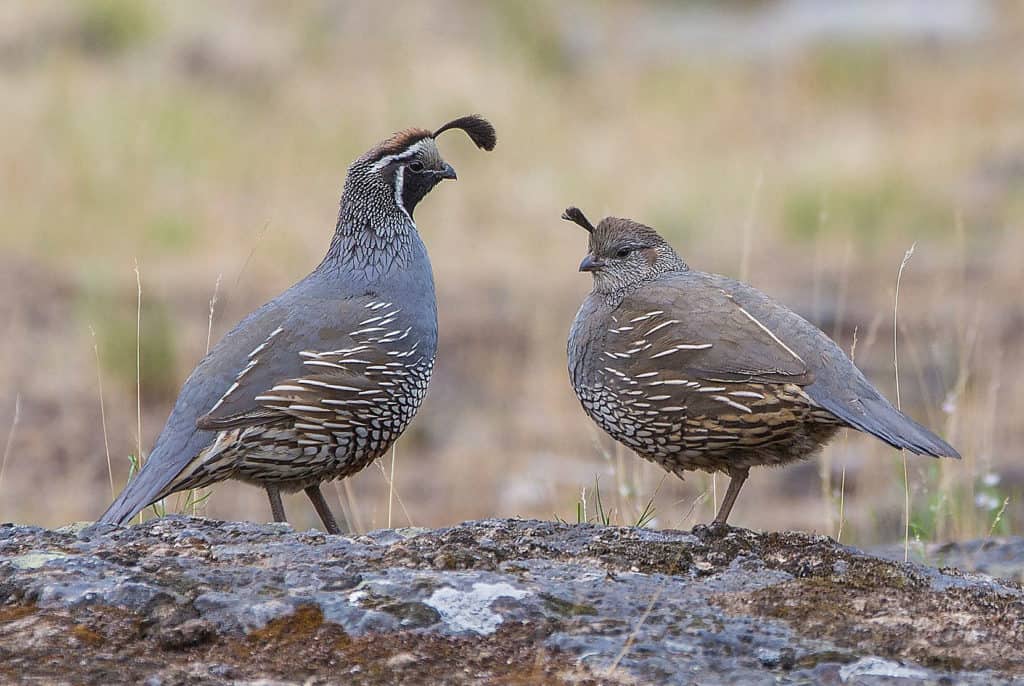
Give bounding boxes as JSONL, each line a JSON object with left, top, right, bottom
{"left": 1, "top": 0, "right": 1022, "bottom": 544}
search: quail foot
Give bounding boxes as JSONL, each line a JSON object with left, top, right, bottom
{"left": 562, "top": 207, "right": 959, "bottom": 528}
{"left": 99, "top": 116, "right": 497, "bottom": 532}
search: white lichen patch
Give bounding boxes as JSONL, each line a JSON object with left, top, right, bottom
{"left": 345, "top": 577, "right": 398, "bottom": 606}
{"left": 425, "top": 582, "right": 529, "bottom": 635}
{"left": 10, "top": 552, "right": 68, "bottom": 569}
{"left": 839, "top": 656, "right": 929, "bottom": 681}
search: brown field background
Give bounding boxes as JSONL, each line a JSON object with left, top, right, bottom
{"left": 1, "top": 1, "right": 1022, "bottom": 545}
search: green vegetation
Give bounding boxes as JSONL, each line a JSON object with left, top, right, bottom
{"left": 76, "top": 0, "right": 157, "bottom": 56}
{"left": 82, "top": 292, "right": 180, "bottom": 402}
{"left": 782, "top": 175, "right": 951, "bottom": 244}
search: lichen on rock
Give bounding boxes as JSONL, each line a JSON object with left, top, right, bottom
{"left": 2, "top": 517, "right": 1024, "bottom": 684}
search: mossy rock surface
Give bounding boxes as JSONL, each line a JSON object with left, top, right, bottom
{"left": 2, "top": 517, "right": 1024, "bottom": 684}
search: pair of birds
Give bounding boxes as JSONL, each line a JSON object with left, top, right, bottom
{"left": 100, "top": 115, "right": 958, "bottom": 533}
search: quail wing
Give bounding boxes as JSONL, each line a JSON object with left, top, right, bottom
{"left": 612, "top": 278, "right": 814, "bottom": 386}
{"left": 196, "top": 292, "right": 426, "bottom": 432}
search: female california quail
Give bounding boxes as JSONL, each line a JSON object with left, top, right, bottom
{"left": 562, "top": 207, "right": 959, "bottom": 527}
{"left": 99, "top": 115, "right": 497, "bottom": 532}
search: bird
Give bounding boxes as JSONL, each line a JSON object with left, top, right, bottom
{"left": 561, "top": 206, "right": 959, "bottom": 527}
{"left": 99, "top": 115, "right": 497, "bottom": 533}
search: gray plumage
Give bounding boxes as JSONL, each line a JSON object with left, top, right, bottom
{"left": 100, "top": 116, "right": 496, "bottom": 530}
{"left": 563, "top": 208, "right": 958, "bottom": 526}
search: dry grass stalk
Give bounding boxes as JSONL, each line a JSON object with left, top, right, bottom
{"left": 134, "top": 260, "right": 145, "bottom": 524}
{"left": 0, "top": 394, "right": 22, "bottom": 491}
{"left": 192, "top": 274, "right": 223, "bottom": 516}
{"left": 134, "top": 260, "right": 143, "bottom": 467}
{"left": 836, "top": 326, "right": 858, "bottom": 542}
{"left": 604, "top": 586, "right": 663, "bottom": 677}
{"left": 894, "top": 243, "right": 916, "bottom": 561}
{"left": 89, "top": 325, "right": 114, "bottom": 499}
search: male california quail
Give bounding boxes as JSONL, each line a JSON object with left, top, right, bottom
{"left": 99, "top": 115, "right": 497, "bottom": 532}
{"left": 562, "top": 207, "right": 959, "bottom": 526}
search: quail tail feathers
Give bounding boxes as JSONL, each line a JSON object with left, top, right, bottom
{"left": 809, "top": 386, "right": 960, "bottom": 459}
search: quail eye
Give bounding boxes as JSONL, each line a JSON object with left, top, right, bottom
{"left": 615, "top": 247, "right": 632, "bottom": 258}
{"left": 408, "top": 161, "right": 424, "bottom": 173}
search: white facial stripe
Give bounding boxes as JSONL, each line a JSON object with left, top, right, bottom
{"left": 371, "top": 138, "right": 431, "bottom": 172}
{"left": 394, "top": 165, "right": 411, "bottom": 222}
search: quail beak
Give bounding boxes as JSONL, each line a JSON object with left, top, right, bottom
{"left": 437, "top": 162, "right": 457, "bottom": 181}
{"left": 579, "top": 254, "right": 604, "bottom": 272}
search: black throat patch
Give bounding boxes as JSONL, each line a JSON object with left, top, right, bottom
{"left": 397, "top": 165, "right": 441, "bottom": 219}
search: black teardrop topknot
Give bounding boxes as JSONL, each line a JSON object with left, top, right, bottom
{"left": 433, "top": 115, "right": 497, "bottom": 151}
{"left": 561, "top": 206, "right": 595, "bottom": 233}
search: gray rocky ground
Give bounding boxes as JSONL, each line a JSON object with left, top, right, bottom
{"left": 2, "top": 517, "right": 1024, "bottom": 685}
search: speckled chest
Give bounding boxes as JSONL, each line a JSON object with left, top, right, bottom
{"left": 569, "top": 304, "right": 837, "bottom": 471}
{"left": 234, "top": 299, "right": 436, "bottom": 485}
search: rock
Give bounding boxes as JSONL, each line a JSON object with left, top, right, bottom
{"left": 2, "top": 517, "right": 1024, "bottom": 684}
{"left": 873, "top": 536, "right": 1024, "bottom": 584}
{"left": 156, "top": 618, "right": 215, "bottom": 650}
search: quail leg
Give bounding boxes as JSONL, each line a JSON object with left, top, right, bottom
{"left": 266, "top": 485, "right": 287, "bottom": 524}
{"left": 712, "top": 467, "right": 749, "bottom": 527}
{"left": 304, "top": 485, "right": 343, "bottom": 535}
